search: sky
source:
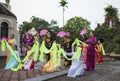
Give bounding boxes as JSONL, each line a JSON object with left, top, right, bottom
{"left": 1, "top": 0, "right": 120, "bottom": 29}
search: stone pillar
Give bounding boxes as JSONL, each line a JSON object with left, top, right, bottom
{"left": 9, "top": 27, "right": 11, "bottom": 37}
{"left": 5, "top": 0, "right": 10, "bottom": 5}
{"left": 0, "top": 25, "right": 1, "bottom": 38}
{"left": 5, "top": 0, "right": 11, "bottom": 11}
{"left": 16, "top": 29, "right": 21, "bottom": 55}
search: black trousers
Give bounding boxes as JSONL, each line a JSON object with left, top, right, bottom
{"left": 46, "top": 53, "right": 50, "bottom": 62}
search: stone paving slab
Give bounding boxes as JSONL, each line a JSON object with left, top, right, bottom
{"left": 0, "top": 56, "right": 120, "bottom": 81}
{"left": 22, "top": 69, "right": 68, "bottom": 81}
{"left": 0, "top": 68, "right": 67, "bottom": 81}
{"left": 47, "top": 61, "right": 120, "bottom": 81}
{"left": 22, "top": 61, "right": 120, "bottom": 81}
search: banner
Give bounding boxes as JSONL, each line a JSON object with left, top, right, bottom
{"left": 72, "top": 38, "right": 88, "bottom": 46}
{"left": 101, "top": 44, "right": 106, "bottom": 55}
{"left": 0, "top": 38, "right": 92, "bottom": 71}
{"left": 1, "top": 40, "right": 6, "bottom": 52}
{"left": 5, "top": 40, "right": 21, "bottom": 62}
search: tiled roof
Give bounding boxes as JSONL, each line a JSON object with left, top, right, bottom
{"left": 0, "top": 3, "right": 17, "bottom": 19}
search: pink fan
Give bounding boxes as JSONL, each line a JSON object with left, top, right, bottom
{"left": 25, "top": 32, "right": 30, "bottom": 35}
{"left": 57, "top": 31, "right": 67, "bottom": 37}
{"left": 80, "top": 29, "right": 87, "bottom": 35}
{"left": 1, "top": 37, "right": 8, "bottom": 40}
{"left": 65, "top": 32, "right": 70, "bottom": 36}
{"left": 39, "top": 29, "right": 48, "bottom": 36}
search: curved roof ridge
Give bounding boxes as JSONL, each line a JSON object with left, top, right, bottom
{"left": 0, "top": 2, "right": 17, "bottom": 20}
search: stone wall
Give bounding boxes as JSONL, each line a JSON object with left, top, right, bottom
{"left": 0, "top": 15, "right": 21, "bottom": 56}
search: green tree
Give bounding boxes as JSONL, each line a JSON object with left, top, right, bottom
{"left": 19, "top": 16, "right": 50, "bottom": 34}
{"left": 94, "top": 5, "right": 120, "bottom": 54}
{"left": 59, "top": 0, "right": 68, "bottom": 26}
{"left": 50, "top": 20, "right": 58, "bottom": 27}
{"left": 49, "top": 20, "right": 60, "bottom": 40}
{"left": 63, "top": 16, "right": 91, "bottom": 40}
{"left": 95, "top": 24, "right": 113, "bottom": 52}
{"left": 104, "top": 5, "right": 119, "bottom": 26}
{"left": 30, "top": 16, "right": 50, "bottom": 32}
{"left": 19, "top": 21, "right": 32, "bottom": 34}
{"left": 95, "top": 23, "right": 120, "bottom": 54}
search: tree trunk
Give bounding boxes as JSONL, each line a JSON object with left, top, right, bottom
{"left": 63, "top": 7, "right": 65, "bottom": 27}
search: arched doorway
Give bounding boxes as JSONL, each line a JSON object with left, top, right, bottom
{"left": 1, "top": 22, "right": 9, "bottom": 38}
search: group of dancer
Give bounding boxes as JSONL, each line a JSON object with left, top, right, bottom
{"left": 3, "top": 29, "right": 105, "bottom": 78}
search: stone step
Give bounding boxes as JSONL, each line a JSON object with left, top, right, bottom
{"left": 0, "top": 69, "right": 44, "bottom": 81}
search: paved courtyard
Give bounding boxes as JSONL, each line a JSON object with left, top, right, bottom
{"left": 0, "top": 56, "right": 120, "bottom": 81}
{"left": 47, "top": 61, "right": 120, "bottom": 81}
{"left": 0, "top": 57, "right": 66, "bottom": 81}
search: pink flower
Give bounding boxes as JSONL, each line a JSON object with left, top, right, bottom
{"left": 57, "top": 31, "right": 67, "bottom": 37}
{"left": 80, "top": 29, "right": 87, "bottom": 35}
{"left": 39, "top": 29, "right": 48, "bottom": 36}
{"left": 0, "top": 37, "right": 8, "bottom": 40}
